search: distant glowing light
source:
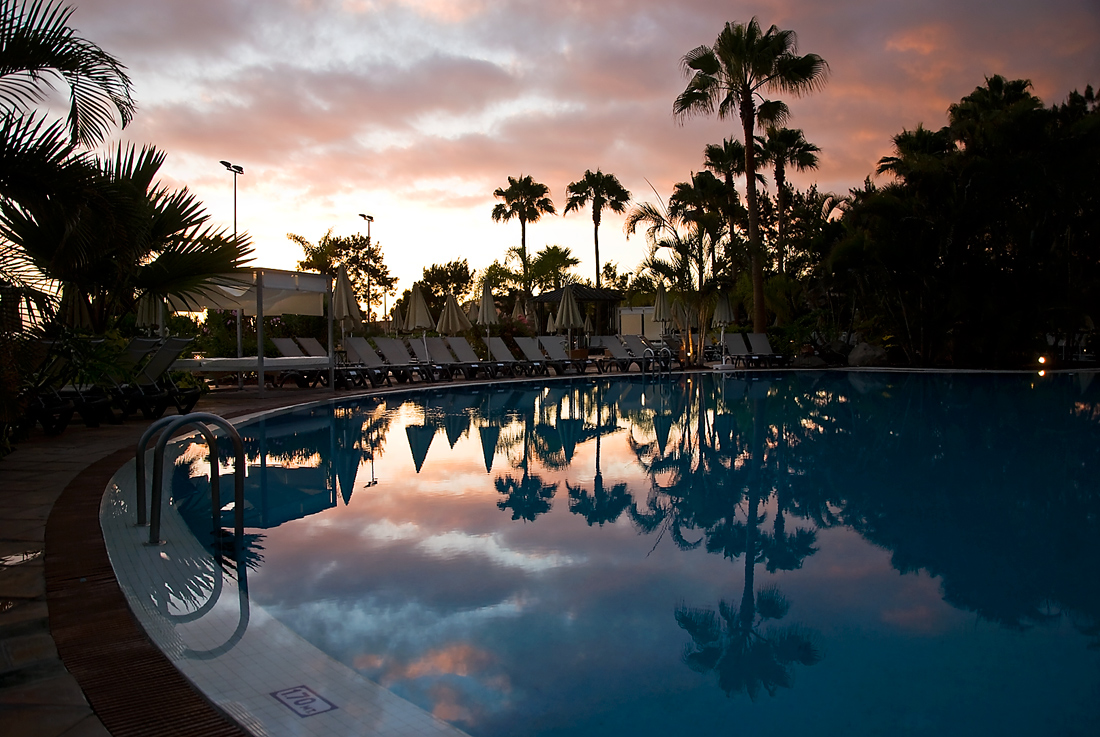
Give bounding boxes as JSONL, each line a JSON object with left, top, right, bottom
{"left": 1038, "top": 370, "right": 1046, "bottom": 377}
{"left": 1038, "top": 356, "right": 1047, "bottom": 364}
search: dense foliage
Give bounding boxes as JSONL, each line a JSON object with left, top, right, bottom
{"left": 830, "top": 77, "right": 1100, "bottom": 366}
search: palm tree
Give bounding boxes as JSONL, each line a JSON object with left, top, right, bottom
{"left": 528, "top": 244, "right": 580, "bottom": 292}
{"left": 491, "top": 175, "right": 556, "bottom": 296}
{"left": 627, "top": 182, "right": 726, "bottom": 364}
{"left": 563, "top": 169, "right": 631, "bottom": 288}
{"left": 674, "top": 17, "right": 828, "bottom": 332}
{"left": 703, "top": 137, "right": 759, "bottom": 297}
{"left": 1, "top": 0, "right": 135, "bottom": 147}
{"left": 757, "top": 127, "right": 819, "bottom": 274}
{"left": 1, "top": 143, "right": 252, "bottom": 331}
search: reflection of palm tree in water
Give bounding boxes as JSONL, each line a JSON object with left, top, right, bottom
{"left": 676, "top": 584, "right": 820, "bottom": 699}
{"left": 495, "top": 394, "right": 557, "bottom": 521}
{"left": 568, "top": 402, "right": 631, "bottom": 526}
{"left": 495, "top": 471, "right": 557, "bottom": 521}
{"left": 676, "top": 392, "right": 821, "bottom": 698}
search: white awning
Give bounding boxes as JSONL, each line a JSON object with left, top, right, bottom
{"left": 169, "top": 268, "right": 329, "bottom": 316}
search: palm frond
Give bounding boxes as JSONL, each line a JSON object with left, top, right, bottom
{"left": 0, "top": 0, "right": 135, "bottom": 145}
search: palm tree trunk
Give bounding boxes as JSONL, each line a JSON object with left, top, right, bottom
{"left": 725, "top": 173, "right": 741, "bottom": 321}
{"left": 741, "top": 395, "right": 765, "bottom": 628}
{"left": 520, "top": 217, "right": 529, "bottom": 295}
{"left": 741, "top": 100, "right": 766, "bottom": 333}
{"left": 593, "top": 217, "right": 601, "bottom": 288}
{"left": 776, "top": 163, "right": 787, "bottom": 275}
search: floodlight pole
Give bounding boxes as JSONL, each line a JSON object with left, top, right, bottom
{"left": 221, "top": 161, "right": 245, "bottom": 389}
{"left": 358, "top": 213, "right": 374, "bottom": 322}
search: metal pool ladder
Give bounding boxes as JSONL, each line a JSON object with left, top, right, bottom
{"left": 642, "top": 346, "right": 674, "bottom": 377}
{"left": 135, "top": 412, "right": 245, "bottom": 547}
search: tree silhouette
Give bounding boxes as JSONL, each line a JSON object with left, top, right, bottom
{"left": 674, "top": 17, "right": 828, "bottom": 332}
{"left": 492, "top": 174, "right": 555, "bottom": 295}
{"left": 563, "top": 169, "right": 631, "bottom": 287}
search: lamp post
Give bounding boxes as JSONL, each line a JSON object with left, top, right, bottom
{"left": 358, "top": 213, "right": 374, "bottom": 322}
{"left": 220, "top": 161, "right": 245, "bottom": 388}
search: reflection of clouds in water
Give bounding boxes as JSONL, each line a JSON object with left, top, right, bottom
{"left": 356, "top": 520, "right": 585, "bottom": 572}
{"left": 266, "top": 595, "right": 527, "bottom": 666}
{"left": 417, "top": 531, "right": 585, "bottom": 572}
{"left": 359, "top": 519, "right": 421, "bottom": 541}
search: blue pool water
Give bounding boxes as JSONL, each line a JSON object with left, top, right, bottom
{"left": 167, "top": 372, "right": 1100, "bottom": 736}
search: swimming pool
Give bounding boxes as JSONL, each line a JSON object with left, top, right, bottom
{"left": 104, "top": 371, "right": 1100, "bottom": 736}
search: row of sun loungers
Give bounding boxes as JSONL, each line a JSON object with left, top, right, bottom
{"left": 27, "top": 336, "right": 202, "bottom": 434}
{"left": 181, "top": 330, "right": 788, "bottom": 399}
{"left": 720, "top": 332, "right": 788, "bottom": 368}
{"left": 324, "top": 335, "right": 692, "bottom": 387}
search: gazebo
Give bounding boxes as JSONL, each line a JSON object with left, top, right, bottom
{"left": 530, "top": 286, "right": 623, "bottom": 337}
{"left": 169, "top": 267, "right": 335, "bottom": 392}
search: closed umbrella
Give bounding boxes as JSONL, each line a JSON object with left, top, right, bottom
{"left": 546, "top": 311, "right": 556, "bottom": 335}
{"left": 332, "top": 266, "right": 363, "bottom": 339}
{"left": 476, "top": 282, "right": 499, "bottom": 342}
{"left": 436, "top": 293, "right": 473, "bottom": 335}
{"left": 654, "top": 283, "right": 672, "bottom": 335}
{"left": 135, "top": 293, "right": 165, "bottom": 336}
{"left": 556, "top": 284, "right": 585, "bottom": 348}
{"left": 391, "top": 305, "right": 405, "bottom": 336}
{"left": 58, "top": 285, "right": 92, "bottom": 330}
{"left": 404, "top": 284, "right": 434, "bottom": 331}
{"left": 467, "top": 301, "right": 480, "bottom": 323}
{"left": 405, "top": 283, "right": 435, "bottom": 356}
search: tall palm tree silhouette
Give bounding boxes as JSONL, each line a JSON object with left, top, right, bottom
{"left": 563, "top": 169, "right": 631, "bottom": 287}
{"left": 674, "top": 17, "right": 828, "bottom": 331}
{"left": 491, "top": 174, "right": 555, "bottom": 296}
{"left": 757, "top": 127, "right": 820, "bottom": 274}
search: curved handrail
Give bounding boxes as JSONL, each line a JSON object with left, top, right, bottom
{"left": 136, "top": 415, "right": 190, "bottom": 526}
{"left": 146, "top": 413, "right": 245, "bottom": 547}
{"left": 659, "top": 347, "right": 673, "bottom": 373}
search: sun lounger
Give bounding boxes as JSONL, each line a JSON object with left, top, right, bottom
{"left": 402, "top": 337, "right": 451, "bottom": 381}
{"left": 272, "top": 337, "right": 305, "bottom": 357}
{"left": 539, "top": 336, "right": 600, "bottom": 374}
{"left": 514, "top": 337, "right": 556, "bottom": 376}
{"left": 487, "top": 337, "right": 529, "bottom": 377}
{"left": 425, "top": 336, "right": 473, "bottom": 380}
{"left": 722, "top": 333, "right": 754, "bottom": 367}
{"left": 49, "top": 337, "right": 153, "bottom": 427}
{"left": 446, "top": 336, "right": 499, "bottom": 379}
{"left": 295, "top": 336, "right": 370, "bottom": 388}
{"left": 621, "top": 334, "right": 670, "bottom": 372}
{"left": 109, "top": 337, "right": 198, "bottom": 417}
{"left": 295, "top": 336, "right": 328, "bottom": 357}
{"left": 593, "top": 336, "right": 642, "bottom": 372}
{"left": 746, "top": 333, "right": 787, "bottom": 367}
{"left": 374, "top": 337, "right": 436, "bottom": 383}
{"left": 344, "top": 337, "right": 392, "bottom": 387}
{"left": 271, "top": 337, "right": 326, "bottom": 387}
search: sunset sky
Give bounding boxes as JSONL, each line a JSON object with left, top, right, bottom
{"left": 68, "top": 0, "right": 1099, "bottom": 307}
